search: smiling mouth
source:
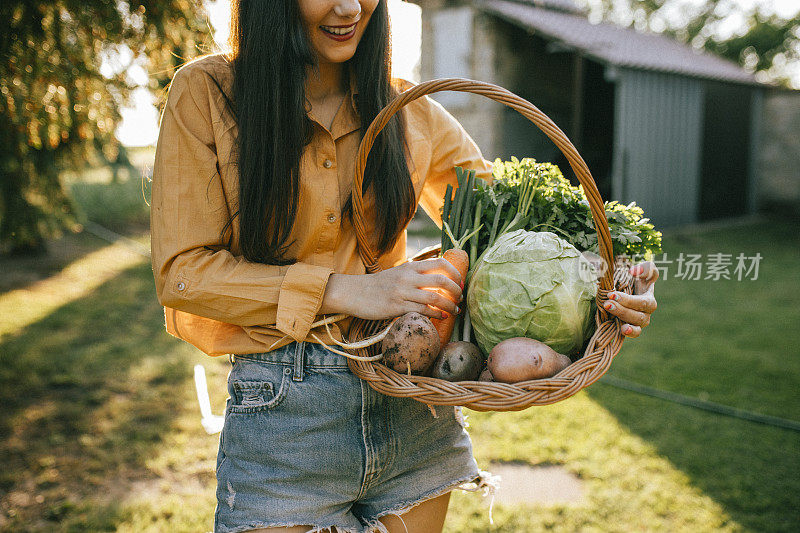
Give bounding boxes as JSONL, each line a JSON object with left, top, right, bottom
{"left": 320, "top": 23, "right": 357, "bottom": 36}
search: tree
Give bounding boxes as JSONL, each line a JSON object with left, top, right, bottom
{"left": 0, "top": 1, "right": 212, "bottom": 255}
{"left": 578, "top": 0, "right": 800, "bottom": 88}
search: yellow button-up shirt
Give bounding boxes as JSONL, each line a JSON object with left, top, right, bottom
{"left": 150, "top": 53, "right": 492, "bottom": 357}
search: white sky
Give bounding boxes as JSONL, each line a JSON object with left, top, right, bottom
{"left": 582, "top": 0, "right": 800, "bottom": 30}
{"left": 116, "top": 0, "right": 799, "bottom": 147}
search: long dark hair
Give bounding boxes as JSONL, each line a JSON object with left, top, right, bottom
{"left": 219, "top": 0, "right": 415, "bottom": 265}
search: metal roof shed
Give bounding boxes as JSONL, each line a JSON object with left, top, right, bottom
{"left": 418, "top": 0, "right": 769, "bottom": 227}
{"left": 477, "top": 0, "right": 768, "bottom": 227}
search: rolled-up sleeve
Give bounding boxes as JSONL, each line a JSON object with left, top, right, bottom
{"left": 275, "top": 263, "right": 335, "bottom": 342}
{"left": 417, "top": 96, "right": 494, "bottom": 228}
{"left": 150, "top": 63, "right": 333, "bottom": 342}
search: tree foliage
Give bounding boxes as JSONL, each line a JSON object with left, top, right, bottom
{"left": 0, "top": 1, "right": 211, "bottom": 254}
{"left": 579, "top": 0, "right": 800, "bottom": 87}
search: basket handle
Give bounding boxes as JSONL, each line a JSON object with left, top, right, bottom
{"left": 351, "top": 77, "right": 615, "bottom": 293}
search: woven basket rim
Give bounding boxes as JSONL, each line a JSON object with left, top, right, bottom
{"left": 343, "top": 77, "right": 630, "bottom": 411}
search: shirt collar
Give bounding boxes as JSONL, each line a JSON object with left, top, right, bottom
{"left": 348, "top": 67, "right": 359, "bottom": 111}
{"left": 305, "top": 67, "right": 361, "bottom": 140}
{"left": 338, "top": 66, "right": 360, "bottom": 139}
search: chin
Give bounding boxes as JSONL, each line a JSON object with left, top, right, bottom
{"left": 319, "top": 49, "right": 358, "bottom": 64}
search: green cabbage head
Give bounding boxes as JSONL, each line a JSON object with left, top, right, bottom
{"left": 467, "top": 229, "right": 599, "bottom": 357}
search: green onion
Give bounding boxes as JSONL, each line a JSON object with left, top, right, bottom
{"left": 441, "top": 184, "right": 453, "bottom": 252}
{"left": 488, "top": 196, "right": 505, "bottom": 248}
{"left": 458, "top": 170, "right": 475, "bottom": 240}
{"left": 449, "top": 168, "right": 465, "bottom": 246}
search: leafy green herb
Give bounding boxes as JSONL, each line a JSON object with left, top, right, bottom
{"left": 468, "top": 157, "right": 662, "bottom": 261}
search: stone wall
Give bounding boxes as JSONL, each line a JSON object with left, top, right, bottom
{"left": 418, "top": 2, "right": 503, "bottom": 160}
{"left": 757, "top": 89, "right": 800, "bottom": 213}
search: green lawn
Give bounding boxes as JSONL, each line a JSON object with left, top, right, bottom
{"left": 62, "top": 146, "right": 154, "bottom": 234}
{"left": 0, "top": 179, "right": 798, "bottom": 531}
{"left": 456, "top": 219, "right": 800, "bottom": 532}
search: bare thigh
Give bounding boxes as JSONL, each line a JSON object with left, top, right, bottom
{"left": 378, "top": 490, "right": 452, "bottom": 533}
{"left": 243, "top": 491, "right": 453, "bottom": 533}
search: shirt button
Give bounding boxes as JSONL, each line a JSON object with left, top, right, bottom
{"left": 327, "top": 213, "right": 337, "bottom": 223}
{"left": 176, "top": 281, "right": 186, "bottom": 291}
{"left": 323, "top": 159, "right": 333, "bottom": 169}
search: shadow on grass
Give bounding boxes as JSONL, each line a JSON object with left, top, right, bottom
{"left": 0, "top": 260, "right": 208, "bottom": 531}
{"left": 587, "top": 384, "right": 800, "bottom": 533}
{"left": 587, "top": 218, "right": 800, "bottom": 533}
{"left": 1, "top": 162, "right": 152, "bottom": 295}
{"left": 0, "top": 231, "right": 111, "bottom": 295}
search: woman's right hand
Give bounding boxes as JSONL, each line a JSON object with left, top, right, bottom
{"left": 321, "top": 258, "right": 463, "bottom": 321}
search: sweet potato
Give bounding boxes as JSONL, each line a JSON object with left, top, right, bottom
{"left": 487, "top": 337, "right": 571, "bottom": 383}
{"left": 380, "top": 312, "right": 441, "bottom": 375}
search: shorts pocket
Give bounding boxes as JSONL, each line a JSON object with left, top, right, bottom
{"left": 228, "top": 365, "right": 292, "bottom": 414}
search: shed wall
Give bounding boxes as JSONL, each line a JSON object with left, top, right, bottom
{"left": 757, "top": 89, "right": 800, "bottom": 214}
{"left": 419, "top": 7, "right": 501, "bottom": 157}
{"left": 611, "top": 68, "right": 704, "bottom": 226}
{"left": 698, "top": 81, "right": 753, "bottom": 220}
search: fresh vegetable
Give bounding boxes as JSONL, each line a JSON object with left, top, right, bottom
{"left": 470, "top": 157, "right": 662, "bottom": 260}
{"left": 380, "top": 312, "right": 441, "bottom": 375}
{"left": 441, "top": 167, "right": 478, "bottom": 255}
{"left": 430, "top": 223, "right": 480, "bottom": 347}
{"left": 478, "top": 368, "right": 494, "bottom": 382}
{"left": 428, "top": 247, "right": 467, "bottom": 347}
{"left": 487, "top": 337, "right": 572, "bottom": 383}
{"left": 435, "top": 158, "right": 661, "bottom": 366}
{"left": 467, "top": 229, "right": 598, "bottom": 357}
{"left": 437, "top": 166, "right": 483, "bottom": 343}
{"left": 430, "top": 341, "right": 483, "bottom": 381}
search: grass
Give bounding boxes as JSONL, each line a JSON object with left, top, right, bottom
{"left": 453, "top": 218, "right": 800, "bottom": 532}
{"left": 0, "top": 165, "right": 797, "bottom": 531}
{"left": 63, "top": 147, "right": 154, "bottom": 233}
{"left": 0, "top": 233, "right": 223, "bottom": 532}
{"left": 584, "top": 220, "right": 800, "bottom": 532}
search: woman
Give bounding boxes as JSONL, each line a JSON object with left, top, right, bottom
{"left": 150, "top": 1, "right": 659, "bottom": 532}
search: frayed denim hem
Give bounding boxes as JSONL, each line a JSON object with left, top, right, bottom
{"left": 359, "top": 468, "right": 502, "bottom": 533}
{"left": 215, "top": 522, "right": 363, "bottom": 533}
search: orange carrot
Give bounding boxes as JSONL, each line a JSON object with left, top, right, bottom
{"left": 430, "top": 247, "right": 469, "bottom": 346}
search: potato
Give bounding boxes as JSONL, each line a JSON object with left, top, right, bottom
{"left": 478, "top": 368, "right": 494, "bottom": 382}
{"left": 487, "top": 337, "right": 571, "bottom": 383}
{"left": 430, "top": 341, "right": 482, "bottom": 381}
{"left": 380, "top": 312, "right": 441, "bottom": 375}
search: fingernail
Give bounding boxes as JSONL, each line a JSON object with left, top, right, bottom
{"left": 623, "top": 325, "right": 631, "bottom": 334}
{"left": 604, "top": 302, "right": 614, "bottom": 311}
{"left": 456, "top": 306, "right": 460, "bottom": 314}
{"left": 608, "top": 292, "right": 617, "bottom": 300}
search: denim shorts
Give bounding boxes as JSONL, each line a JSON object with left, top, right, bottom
{"left": 214, "top": 341, "right": 493, "bottom": 533}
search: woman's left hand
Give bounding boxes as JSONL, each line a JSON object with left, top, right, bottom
{"left": 603, "top": 261, "right": 659, "bottom": 338}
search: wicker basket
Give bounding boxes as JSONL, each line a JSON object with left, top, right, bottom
{"left": 343, "top": 78, "right": 635, "bottom": 412}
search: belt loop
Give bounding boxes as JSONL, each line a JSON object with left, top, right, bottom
{"left": 293, "top": 342, "right": 305, "bottom": 382}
